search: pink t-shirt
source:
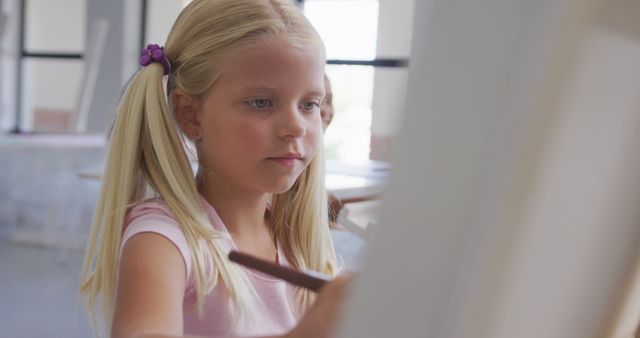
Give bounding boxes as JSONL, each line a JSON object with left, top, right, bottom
{"left": 120, "top": 196, "right": 299, "bottom": 338}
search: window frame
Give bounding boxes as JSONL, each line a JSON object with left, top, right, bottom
{"left": 10, "top": 0, "right": 409, "bottom": 133}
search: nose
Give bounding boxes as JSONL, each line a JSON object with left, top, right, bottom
{"left": 276, "top": 104, "right": 307, "bottom": 139}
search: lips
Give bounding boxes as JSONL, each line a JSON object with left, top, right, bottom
{"left": 271, "top": 152, "right": 303, "bottom": 160}
{"left": 268, "top": 152, "right": 304, "bottom": 168}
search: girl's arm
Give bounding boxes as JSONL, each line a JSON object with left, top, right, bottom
{"left": 112, "top": 231, "right": 352, "bottom": 338}
{"left": 112, "top": 232, "right": 189, "bottom": 338}
{"left": 112, "top": 232, "right": 286, "bottom": 338}
{"left": 130, "top": 270, "right": 353, "bottom": 338}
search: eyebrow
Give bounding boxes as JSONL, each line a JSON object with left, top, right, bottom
{"left": 241, "top": 86, "right": 278, "bottom": 92}
{"left": 239, "top": 86, "right": 325, "bottom": 97}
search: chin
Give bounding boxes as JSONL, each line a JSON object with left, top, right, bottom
{"left": 267, "top": 177, "right": 299, "bottom": 194}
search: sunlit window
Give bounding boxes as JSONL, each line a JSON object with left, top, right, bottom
{"left": 304, "top": 1, "right": 378, "bottom": 60}
{"left": 304, "top": 0, "right": 379, "bottom": 164}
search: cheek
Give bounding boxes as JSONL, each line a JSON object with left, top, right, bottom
{"left": 204, "top": 110, "right": 266, "bottom": 145}
{"left": 243, "top": 117, "right": 273, "bottom": 138}
{"left": 305, "top": 123, "right": 323, "bottom": 155}
{"left": 224, "top": 123, "right": 269, "bottom": 154}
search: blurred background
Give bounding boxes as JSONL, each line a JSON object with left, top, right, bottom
{"left": 0, "top": 0, "right": 413, "bottom": 336}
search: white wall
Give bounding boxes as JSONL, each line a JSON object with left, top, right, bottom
{"left": 146, "top": 0, "right": 183, "bottom": 48}
{"left": 121, "top": 0, "right": 142, "bottom": 87}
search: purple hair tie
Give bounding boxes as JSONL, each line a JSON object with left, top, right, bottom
{"left": 139, "top": 44, "right": 171, "bottom": 75}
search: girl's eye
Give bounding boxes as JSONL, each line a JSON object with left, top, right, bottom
{"left": 302, "top": 101, "right": 320, "bottom": 112}
{"left": 248, "top": 98, "right": 273, "bottom": 109}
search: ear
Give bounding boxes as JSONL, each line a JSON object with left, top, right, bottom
{"left": 172, "top": 89, "right": 202, "bottom": 140}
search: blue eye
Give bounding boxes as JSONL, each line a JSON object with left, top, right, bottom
{"left": 302, "top": 101, "right": 320, "bottom": 112}
{"left": 248, "top": 98, "right": 273, "bottom": 109}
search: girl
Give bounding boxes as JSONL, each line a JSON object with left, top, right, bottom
{"left": 80, "top": 0, "right": 352, "bottom": 337}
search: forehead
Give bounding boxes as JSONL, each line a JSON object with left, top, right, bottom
{"left": 215, "top": 35, "right": 326, "bottom": 94}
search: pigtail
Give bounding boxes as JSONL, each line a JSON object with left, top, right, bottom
{"left": 80, "top": 66, "right": 158, "bottom": 334}
{"left": 272, "top": 147, "right": 339, "bottom": 316}
{"left": 137, "top": 62, "right": 260, "bottom": 328}
{"left": 81, "top": 62, "right": 259, "bottom": 335}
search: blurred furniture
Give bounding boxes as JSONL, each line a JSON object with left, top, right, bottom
{"left": 325, "top": 159, "right": 387, "bottom": 241}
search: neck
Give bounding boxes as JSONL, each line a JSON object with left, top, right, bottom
{"left": 196, "top": 172, "right": 271, "bottom": 238}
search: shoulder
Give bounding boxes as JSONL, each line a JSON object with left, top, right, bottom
{"left": 113, "top": 231, "right": 189, "bottom": 337}
{"left": 125, "top": 198, "right": 176, "bottom": 224}
{"left": 121, "top": 198, "right": 193, "bottom": 283}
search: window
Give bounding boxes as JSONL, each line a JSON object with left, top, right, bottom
{"left": 304, "top": 1, "right": 378, "bottom": 61}
{"left": 303, "top": 0, "right": 412, "bottom": 163}
{"left": 16, "top": 0, "right": 87, "bottom": 133}
{"left": 304, "top": 0, "right": 379, "bottom": 163}
{"left": 3, "top": 0, "right": 413, "bottom": 144}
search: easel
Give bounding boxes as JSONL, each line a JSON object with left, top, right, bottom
{"left": 340, "top": 0, "right": 640, "bottom": 337}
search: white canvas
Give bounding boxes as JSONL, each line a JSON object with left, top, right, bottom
{"left": 340, "top": 0, "right": 640, "bottom": 337}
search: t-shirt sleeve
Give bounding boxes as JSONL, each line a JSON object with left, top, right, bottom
{"left": 120, "top": 201, "right": 193, "bottom": 283}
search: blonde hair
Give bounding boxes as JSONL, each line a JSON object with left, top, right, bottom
{"left": 80, "top": 0, "right": 338, "bottom": 334}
